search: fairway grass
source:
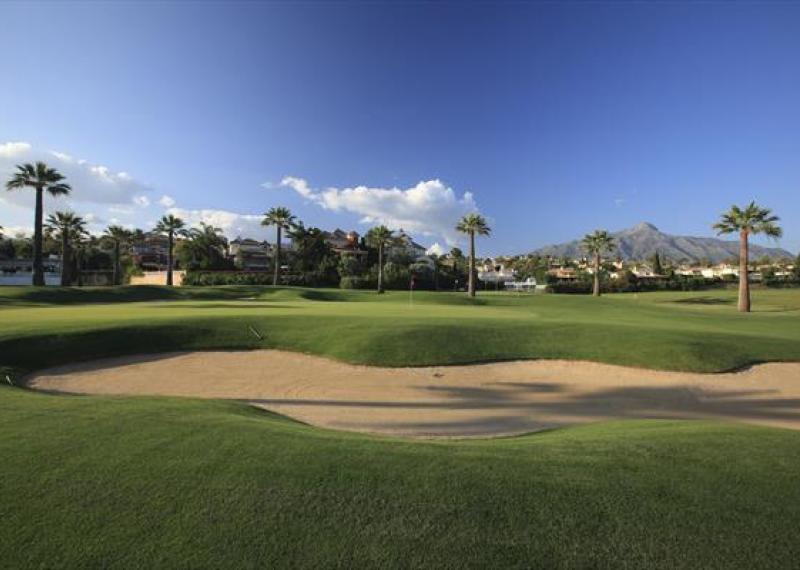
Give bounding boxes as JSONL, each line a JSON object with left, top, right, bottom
{"left": 2, "top": 286, "right": 799, "bottom": 567}
{"left": 2, "top": 385, "right": 800, "bottom": 568}
{"left": 1, "top": 286, "right": 800, "bottom": 376}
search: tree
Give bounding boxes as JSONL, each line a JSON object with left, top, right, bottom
{"left": 45, "top": 211, "right": 87, "bottom": 286}
{"left": 180, "top": 222, "right": 229, "bottom": 270}
{"left": 429, "top": 253, "right": 442, "bottom": 291}
{"left": 714, "top": 201, "right": 782, "bottom": 312}
{"left": 581, "top": 230, "right": 616, "bottom": 297}
{"left": 286, "top": 224, "right": 339, "bottom": 285}
{"left": 651, "top": 251, "right": 664, "bottom": 275}
{"left": 154, "top": 215, "right": 187, "bottom": 286}
{"left": 103, "top": 225, "right": 133, "bottom": 285}
{"left": 365, "top": 225, "right": 394, "bottom": 293}
{"left": 456, "top": 213, "right": 491, "bottom": 297}
{"left": 5, "top": 162, "right": 71, "bottom": 285}
{"left": 262, "top": 207, "right": 296, "bottom": 286}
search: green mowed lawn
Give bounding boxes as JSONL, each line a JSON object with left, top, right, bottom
{"left": 1, "top": 285, "right": 800, "bottom": 375}
{"left": 1, "top": 286, "right": 799, "bottom": 567}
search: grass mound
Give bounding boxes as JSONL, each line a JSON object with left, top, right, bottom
{"left": 1, "top": 287, "right": 799, "bottom": 373}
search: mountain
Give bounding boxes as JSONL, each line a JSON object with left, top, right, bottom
{"left": 531, "top": 222, "right": 794, "bottom": 264}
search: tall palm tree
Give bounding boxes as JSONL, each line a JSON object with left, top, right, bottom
{"left": 365, "top": 225, "right": 395, "bottom": 293}
{"left": 581, "top": 230, "right": 616, "bottom": 297}
{"left": 154, "top": 215, "right": 187, "bottom": 286}
{"left": 456, "top": 213, "right": 491, "bottom": 297}
{"left": 45, "top": 211, "right": 86, "bottom": 286}
{"left": 714, "top": 201, "right": 782, "bottom": 312}
{"left": 262, "top": 207, "right": 296, "bottom": 286}
{"left": 103, "top": 225, "right": 132, "bottom": 285}
{"left": 72, "top": 232, "right": 92, "bottom": 287}
{"left": 190, "top": 222, "right": 227, "bottom": 266}
{"left": 5, "top": 162, "right": 71, "bottom": 285}
{"left": 429, "top": 253, "right": 442, "bottom": 291}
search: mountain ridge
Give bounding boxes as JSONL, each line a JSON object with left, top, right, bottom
{"left": 530, "top": 222, "right": 794, "bottom": 263}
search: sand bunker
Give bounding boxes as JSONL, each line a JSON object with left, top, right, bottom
{"left": 27, "top": 351, "right": 800, "bottom": 437}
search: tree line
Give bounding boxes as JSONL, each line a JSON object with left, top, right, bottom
{"left": 3, "top": 160, "right": 790, "bottom": 311}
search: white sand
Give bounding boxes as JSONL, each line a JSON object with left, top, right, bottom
{"left": 27, "top": 350, "right": 800, "bottom": 438}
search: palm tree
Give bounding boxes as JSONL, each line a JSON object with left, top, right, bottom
{"left": 72, "top": 232, "right": 91, "bottom": 287}
{"left": 714, "top": 201, "right": 782, "bottom": 312}
{"left": 5, "top": 162, "right": 71, "bottom": 285}
{"left": 103, "top": 225, "right": 132, "bottom": 285}
{"left": 456, "top": 213, "right": 491, "bottom": 297}
{"left": 365, "top": 225, "right": 395, "bottom": 293}
{"left": 429, "top": 253, "right": 442, "bottom": 291}
{"left": 188, "top": 222, "right": 227, "bottom": 268}
{"left": 581, "top": 230, "right": 616, "bottom": 297}
{"left": 154, "top": 215, "right": 187, "bottom": 286}
{"left": 262, "top": 207, "right": 296, "bottom": 286}
{"left": 45, "top": 211, "right": 86, "bottom": 286}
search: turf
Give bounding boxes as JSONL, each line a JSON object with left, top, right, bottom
{"left": 2, "top": 286, "right": 799, "bottom": 568}
{"left": 1, "top": 286, "right": 799, "bottom": 377}
{"left": 1, "top": 386, "right": 799, "bottom": 568}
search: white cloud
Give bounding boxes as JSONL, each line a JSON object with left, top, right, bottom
{"left": 0, "top": 142, "right": 32, "bottom": 158}
{"left": 280, "top": 176, "right": 479, "bottom": 245}
{"left": 0, "top": 225, "right": 33, "bottom": 237}
{"left": 280, "top": 176, "right": 314, "bottom": 198}
{"left": 0, "top": 141, "right": 152, "bottom": 209}
{"left": 50, "top": 151, "right": 74, "bottom": 163}
{"left": 159, "top": 194, "right": 176, "bottom": 208}
{"left": 426, "top": 242, "right": 446, "bottom": 256}
{"left": 0, "top": 141, "right": 160, "bottom": 235}
{"left": 166, "top": 207, "right": 267, "bottom": 239}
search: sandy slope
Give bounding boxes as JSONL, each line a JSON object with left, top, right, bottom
{"left": 27, "top": 350, "right": 800, "bottom": 437}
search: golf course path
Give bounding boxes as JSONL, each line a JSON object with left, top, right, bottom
{"left": 27, "top": 350, "right": 800, "bottom": 438}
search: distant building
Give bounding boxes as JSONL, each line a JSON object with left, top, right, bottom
{"left": 547, "top": 267, "right": 579, "bottom": 280}
{"left": 389, "top": 229, "right": 429, "bottom": 262}
{"left": 629, "top": 264, "right": 668, "bottom": 280}
{"left": 478, "top": 259, "right": 516, "bottom": 284}
{"left": 131, "top": 233, "right": 170, "bottom": 270}
{"left": 322, "top": 229, "right": 368, "bottom": 257}
{"left": 229, "top": 238, "right": 272, "bottom": 270}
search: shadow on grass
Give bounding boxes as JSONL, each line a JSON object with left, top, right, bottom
{"left": 672, "top": 297, "right": 734, "bottom": 306}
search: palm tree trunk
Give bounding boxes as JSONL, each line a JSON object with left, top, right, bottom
{"left": 114, "top": 242, "right": 121, "bottom": 286}
{"left": 33, "top": 187, "right": 45, "bottom": 286}
{"left": 593, "top": 253, "right": 601, "bottom": 297}
{"left": 377, "top": 244, "right": 384, "bottom": 293}
{"left": 468, "top": 232, "right": 476, "bottom": 297}
{"left": 273, "top": 226, "right": 281, "bottom": 286}
{"left": 166, "top": 232, "right": 174, "bottom": 286}
{"left": 738, "top": 230, "right": 750, "bottom": 312}
{"left": 76, "top": 248, "right": 83, "bottom": 287}
{"left": 60, "top": 233, "right": 70, "bottom": 286}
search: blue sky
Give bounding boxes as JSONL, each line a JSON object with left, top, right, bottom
{"left": 1, "top": 1, "right": 798, "bottom": 255}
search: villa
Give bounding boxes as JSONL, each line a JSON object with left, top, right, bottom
{"left": 322, "top": 229, "right": 368, "bottom": 258}
{"left": 478, "top": 259, "right": 517, "bottom": 284}
{"left": 229, "top": 238, "right": 272, "bottom": 271}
